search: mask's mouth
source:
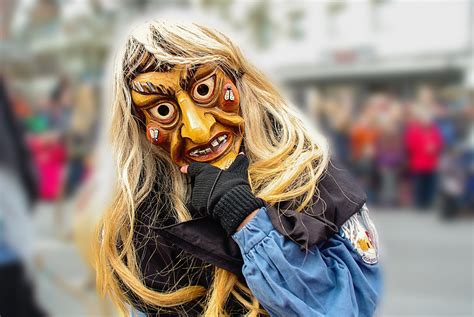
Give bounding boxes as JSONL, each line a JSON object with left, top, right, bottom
{"left": 185, "top": 131, "right": 233, "bottom": 163}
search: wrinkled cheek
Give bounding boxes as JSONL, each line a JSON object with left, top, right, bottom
{"left": 220, "top": 79, "right": 240, "bottom": 113}
{"left": 146, "top": 122, "right": 185, "bottom": 165}
{"left": 169, "top": 130, "right": 187, "bottom": 166}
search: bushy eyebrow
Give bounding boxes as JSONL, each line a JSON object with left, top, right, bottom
{"left": 130, "top": 64, "right": 200, "bottom": 96}
{"left": 130, "top": 80, "right": 172, "bottom": 95}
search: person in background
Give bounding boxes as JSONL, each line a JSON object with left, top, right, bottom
{"left": 64, "top": 81, "right": 98, "bottom": 197}
{"left": 439, "top": 146, "right": 465, "bottom": 219}
{"left": 28, "top": 77, "right": 72, "bottom": 201}
{"left": 373, "top": 92, "right": 403, "bottom": 206}
{"left": 350, "top": 99, "right": 379, "bottom": 203}
{"left": 46, "top": 76, "right": 73, "bottom": 136}
{"left": 429, "top": 88, "right": 457, "bottom": 150}
{"left": 457, "top": 98, "right": 474, "bottom": 213}
{"left": 376, "top": 121, "right": 403, "bottom": 207}
{"left": 404, "top": 103, "right": 444, "bottom": 209}
{"left": 0, "top": 77, "right": 46, "bottom": 317}
{"left": 319, "top": 91, "right": 354, "bottom": 167}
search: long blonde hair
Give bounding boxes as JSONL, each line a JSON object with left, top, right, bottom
{"left": 94, "top": 21, "right": 329, "bottom": 316}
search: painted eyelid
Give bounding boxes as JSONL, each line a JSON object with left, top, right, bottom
{"left": 191, "top": 68, "right": 218, "bottom": 85}
{"left": 190, "top": 74, "right": 219, "bottom": 104}
{"left": 192, "top": 74, "right": 216, "bottom": 91}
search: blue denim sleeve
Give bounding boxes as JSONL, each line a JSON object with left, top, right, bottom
{"left": 231, "top": 206, "right": 382, "bottom": 317}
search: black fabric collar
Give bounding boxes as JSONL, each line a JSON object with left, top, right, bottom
{"left": 153, "top": 216, "right": 244, "bottom": 278}
{"left": 151, "top": 160, "right": 366, "bottom": 282}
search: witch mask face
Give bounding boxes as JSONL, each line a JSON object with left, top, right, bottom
{"left": 131, "top": 64, "right": 244, "bottom": 169}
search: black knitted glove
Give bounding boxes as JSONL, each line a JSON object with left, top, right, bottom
{"left": 185, "top": 154, "right": 265, "bottom": 235}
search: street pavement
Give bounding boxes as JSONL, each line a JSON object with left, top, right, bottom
{"left": 32, "top": 203, "right": 473, "bottom": 316}
{"left": 372, "top": 209, "right": 473, "bottom": 317}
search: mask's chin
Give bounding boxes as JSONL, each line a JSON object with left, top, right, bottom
{"left": 211, "top": 150, "right": 238, "bottom": 169}
{"left": 211, "top": 135, "right": 243, "bottom": 169}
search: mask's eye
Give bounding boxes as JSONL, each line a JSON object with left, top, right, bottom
{"left": 148, "top": 102, "right": 177, "bottom": 124}
{"left": 191, "top": 75, "right": 216, "bottom": 103}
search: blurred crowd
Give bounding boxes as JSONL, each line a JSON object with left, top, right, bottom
{"left": 313, "top": 85, "right": 474, "bottom": 218}
{"left": 8, "top": 77, "right": 98, "bottom": 202}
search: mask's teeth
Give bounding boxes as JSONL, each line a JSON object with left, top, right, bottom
{"left": 189, "top": 134, "right": 229, "bottom": 157}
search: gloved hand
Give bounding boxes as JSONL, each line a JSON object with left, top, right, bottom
{"left": 181, "top": 154, "right": 265, "bottom": 235}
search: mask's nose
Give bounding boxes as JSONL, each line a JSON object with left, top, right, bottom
{"left": 177, "top": 91, "right": 215, "bottom": 144}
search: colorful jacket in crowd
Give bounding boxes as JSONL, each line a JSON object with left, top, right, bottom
{"left": 405, "top": 121, "right": 443, "bottom": 173}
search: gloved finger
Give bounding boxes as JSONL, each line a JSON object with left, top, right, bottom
{"left": 227, "top": 153, "right": 249, "bottom": 176}
{"left": 187, "top": 161, "right": 212, "bottom": 177}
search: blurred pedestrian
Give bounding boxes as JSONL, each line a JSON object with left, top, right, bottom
{"left": 372, "top": 92, "right": 403, "bottom": 206}
{"left": 404, "top": 104, "right": 443, "bottom": 209}
{"left": 47, "top": 76, "right": 73, "bottom": 135}
{"left": 64, "top": 82, "right": 98, "bottom": 197}
{"left": 28, "top": 77, "right": 72, "bottom": 201}
{"left": 376, "top": 123, "right": 403, "bottom": 206}
{"left": 439, "top": 146, "right": 464, "bottom": 219}
{"left": 317, "top": 95, "right": 353, "bottom": 166}
{"left": 0, "top": 77, "right": 46, "bottom": 316}
{"left": 458, "top": 100, "right": 474, "bottom": 212}
{"left": 350, "top": 101, "right": 379, "bottom": 203}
